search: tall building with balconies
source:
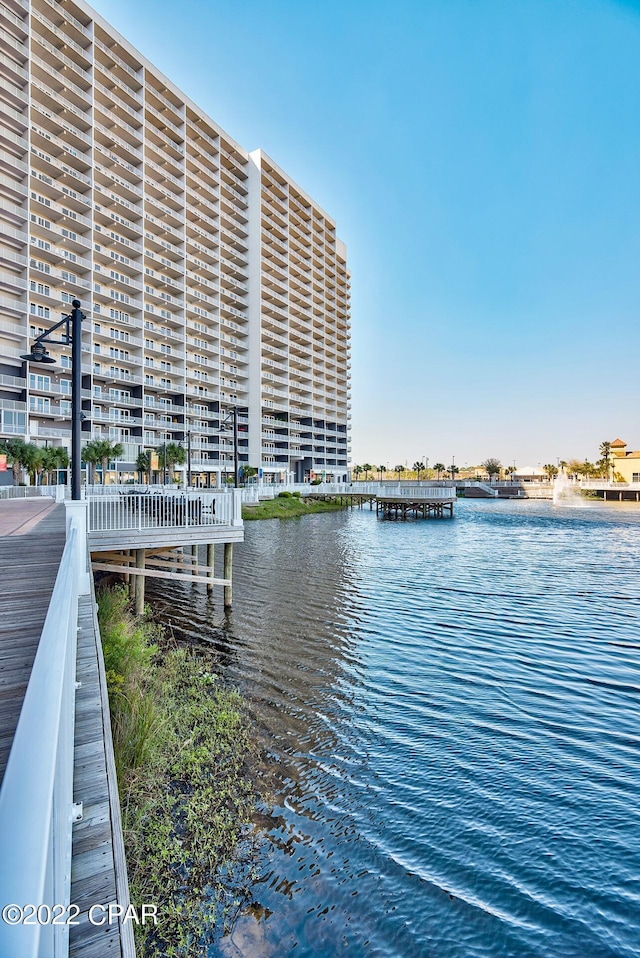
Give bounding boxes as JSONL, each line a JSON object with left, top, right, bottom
{"left": 248, "top": 151, "right": 351, "bottom": 482}
{"left": 0, "top": 0, "right": 350, "bottom": 485}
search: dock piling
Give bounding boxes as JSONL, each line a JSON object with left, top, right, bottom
{"left": 135, "top": 548, "right": 145, "bottom": 615}
{"left": 207, "top": 543, "right": 215, "bottom": 594}
{"left": 223, "top": 542, "right": 233, "bottom": 608}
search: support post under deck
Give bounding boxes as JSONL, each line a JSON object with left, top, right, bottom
{"left": 223, "top": 542, "right": 233, "bottom": 608}
{"left": 135, "top": 548, "right": 145, "bottom": 616}
{"left": 207, "top": 543, "right": 215, "bottom": 594}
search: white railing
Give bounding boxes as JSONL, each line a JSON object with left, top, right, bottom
{"left": 82, "top": 483, "right": 181, "bottom": 496}
{"left": 0, "top": 485, "right": 65, "bottom": 500}
{"left": 580, "top": 480, "right": 640, "bottom": 490}
{"left": 0, "top": 519, "right": 80, "bottom": 958}
{"left": 367, "top": 484, "right": 456, "bottom": 498}
{"left": 240, "top": 481, "right": 457, "bottom": 500}
{"left": 87, "top": 490, "right": 243, "bottom": 533}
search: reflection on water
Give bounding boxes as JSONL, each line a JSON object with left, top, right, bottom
{"left": 147, "top": 500, "right": 640, "bottom": 958}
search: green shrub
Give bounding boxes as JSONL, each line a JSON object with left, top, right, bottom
{"left": 97, "top": 584, "right": 161, "bottom": 779}
{"left": 292, "top": 490, "right": 301, "bottom": 497}
{"left": 277, "top": 490, "right": 292, "bottom": 498}
{"left": 97, "top": 586, "right": 261, "bottom": 956}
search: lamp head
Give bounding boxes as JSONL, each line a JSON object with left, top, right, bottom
{"left": 21, "top": 342, "right": 56, "bottom": 364}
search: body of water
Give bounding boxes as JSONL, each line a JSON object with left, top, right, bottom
{"left": 147, "top": 499, "right": 640, "bottom": 958}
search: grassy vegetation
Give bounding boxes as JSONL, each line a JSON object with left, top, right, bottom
{"left": 242, "top": 494, "right": 346, "bottom": 520}
{"left": 97, "top": 585, "right": 260, "bottom": 957}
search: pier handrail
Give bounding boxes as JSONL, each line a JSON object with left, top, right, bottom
{"left": 240, "top": 481, "right": 458, "bottom": 501}
{"left": 0, "top": 518, "right": 80, "bottom": 958}
{"left": 580, "top": 480, "right": 640, "bottom": 490}
{"left": 87, "top": 490, "right": 243, "bottom": 533}
{"left": 0, "top": 485, "right": 65, "bottom": 500}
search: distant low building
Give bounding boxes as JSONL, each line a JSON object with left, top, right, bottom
{"left": 513, "top": 467, "right": 548, "bottom": 482}
{"left": 610, "top": 440, "right": 640, "bottom": 483}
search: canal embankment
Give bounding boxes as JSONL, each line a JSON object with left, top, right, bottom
{"left": 97, "top": 584, "right": 263, "bottom": 958}
{"left": 242, "top": 492, "right": 346, "bottom": 520}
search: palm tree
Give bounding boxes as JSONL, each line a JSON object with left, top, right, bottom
{"left": 432, "top": 462, "right": 445, "bottom": 481}
{"left": 241, "top": 465, "right": 258, "bottom": 485}
{"left": 163, "top": 442, "right": 186, "bottom": 482}
{"left": 377, "top": 465, "right": 386, "bottom": 480}
{"left": 352, "top": 464, "right": 363, "bottom": 481}
{"left": 394, "top": 464, "right": 404, "bottom": 481}
{"left": 543, "top": 463, "right": 559, "bottom": 480}
{"left": 136, "top": 450, "right": 152, "bottom": 484}
{"left": 449, "top": 464, "right": 459, "bottom": 480}
{"left": 599, "top": 442, "right": 612, "bottom": 481}
{"left": 81, "top": 440, "right": 101, "bottom": 485}
{"left": 0, "top": 438, "right": 28, "bottom": 484}
{"left": 16, "top": 442, "right": 43, "bottom": 486}
{"left": 99, "top": 440, "right": 123, "bottom": 484}
{"left": 52, "top": 446, "right": 69, "bottom": 485}
{"left": 40, "top": 446, "right": 61, "bottom": 485}
{"left": 362, "top": 462, "right": 372, "bottom": 480}
{"left": 83, "top": 439, "right": 123, "bottom": 484}
{"left": 413, "top": 460, "right": 423, "bottom": 480}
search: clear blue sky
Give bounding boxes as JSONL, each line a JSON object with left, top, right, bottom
{"left": 90, "top": 0, "right": 640, "bottom": 468}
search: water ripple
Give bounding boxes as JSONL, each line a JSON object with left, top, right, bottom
{"left": 147, "top": 500, "right": 640, "bottom": 958}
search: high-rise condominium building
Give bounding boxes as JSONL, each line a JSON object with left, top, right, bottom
{"left": 0, "top": 0, "right": 351, "bottom": 484}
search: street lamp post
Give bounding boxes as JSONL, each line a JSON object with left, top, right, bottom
{"left": 21, "top": 298, "right": 84, "bottom": 500}
{"left": 233, "top": 406, "right": 238, "bottom": 488}
{"left": 220, "top": 406, "right": 239, "bottom": 488}
{"left": 187, "top": 429, "right": 192, "bottom": 488}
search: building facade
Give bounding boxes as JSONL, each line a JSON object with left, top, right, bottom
{"left": 610, "top": 439, "right": 640, "bottom": 484}
{"left": 0, "top": 0, "right": 351, "bottom": 484}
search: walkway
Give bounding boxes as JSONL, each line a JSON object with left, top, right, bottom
{"left": 69, "top": 594, "right": 133, "bottom": 958}
{"left": 0, "top": 499, "right": 133, "bottom": 958}
{"left": 0, "top": 499, "right": 65, "bottom": 782}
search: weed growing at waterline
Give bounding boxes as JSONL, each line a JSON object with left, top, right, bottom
{"left": 98, "top": 585, "right": 161, "bottom": 779}
{"left": 97, "top": 586, "right": 260, "bottom": 957}
{"left": 242, "top": 496, "right": 345, "bottom": 520}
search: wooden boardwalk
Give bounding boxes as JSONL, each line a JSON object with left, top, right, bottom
{"left": 69, "top": 593, "right": 134, "bottom": 958}
{"left": 0, "top": 499, "right": 132, "bottom": 958}
{"left": 0, "top": 499, "right": 65, "bottom": 783}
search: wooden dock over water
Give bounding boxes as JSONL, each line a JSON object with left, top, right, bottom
{"left": 304, "top": 486, "right": 456, "bottom": 519}
{"left": 375, "top": 494, "right": 455, "bottom": 519}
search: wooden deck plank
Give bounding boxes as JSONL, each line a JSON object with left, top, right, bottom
{"left": 0, "top": 502, "right": 66, "bottom": 783}
{"left": 69, "top": 593, "right": 134, "bottom": 958}
{"left": 0, "top": 499, "right": 131, "bottom": 958}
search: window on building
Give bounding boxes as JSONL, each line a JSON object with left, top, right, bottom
{"left": 29, "top": 373, "right": 51, "bottom": 390}
{"left": 2, "top": 410, "right": 26, "bottom": 431}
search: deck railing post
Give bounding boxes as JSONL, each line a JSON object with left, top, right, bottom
{"left": 231, "top": 489, "right": 243, "bottom": 527}
{"left": 64, "top": 499, "right": 90, "bottom": 595}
